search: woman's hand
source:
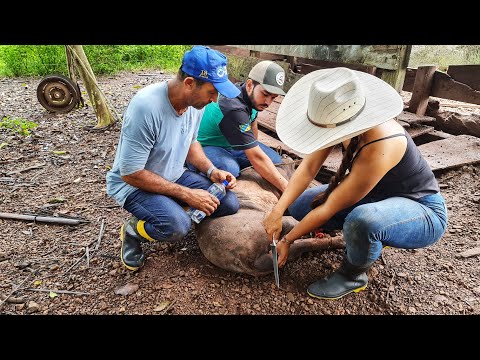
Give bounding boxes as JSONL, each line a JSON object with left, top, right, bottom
{"left": 276, "top": 238, "right": 290, "bottom": 267}
{"left": 263, "top": 210, "right": 283, "bottom": 244}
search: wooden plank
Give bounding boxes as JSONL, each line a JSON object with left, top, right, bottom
{"left": 408, "top": 65, "right": 438, "bottom": 116}
{"left": 258, "top": 130, "right": 306, "bottom": 159}
{"left": 426, "top": 130, "right": 455, "bottom": 140}
{"left": 264, "top": 100, "right": 280, "bottom": 114}
{"left": 413, "top": 130, "right": 455, "bottom": 145}
{"left": 323, "top": 145, "right": 342, "bottom": 173}
{"left": 431, "top": 71, "right": 480, "bottom": 105}
{"left": 447, "top": 65, "right": 480, "bottom": 91}
{"left": 231, "top": 45, "right": 403, "bottom": 70}
{"left": 256, "top": 110, "right": 276, "bottom": 132}
{"left": 396, "top": 111, "right": 436, "bottom": 126}
{"left": 259, "top": 129, "right": 342, "bottom": 173}
{"left": 292, "top": 58, "right": 377, "bottom": 75}
{"left": 406, "top": 125, "right": 434, "bottom": 139}
{"left": 418, "top": 135, "right": 480, "bottom": 171}
{"left": 258, "top": 101, "right": 431, "bottom": 142}
{"left": 302, "top": 131, "right": 480, "bottom": 173}
{"left": 378, "top": 45, "right": 412, "bottom": 93}
{"left": 403, "top": 67, "right": 480, "bottom": 105}
{"left": 273, "top": 96, "right": 283, "bottom": 104}
{"left": 208, "top": 45, "right": 286, "bottom": 61}
{"left": 403, "top": 67, "right": 416, "bottom": 92}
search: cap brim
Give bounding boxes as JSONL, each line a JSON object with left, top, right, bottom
{"left": 276, "top": 68, "right": 404, "bottom": 154}
{"left": 262, "top": 83, "right": 286, "bottom": 96}
{"left": 213, "top": 80, "right": 241, "bottom": 98}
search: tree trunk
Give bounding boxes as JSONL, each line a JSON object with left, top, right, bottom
{"left": 65, "top": 46, "right": 77, "bottom": 83}
{"left": 68, "top": 45, "right": 119, "bottom": 129}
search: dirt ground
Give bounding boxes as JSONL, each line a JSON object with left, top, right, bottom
{"left": 1, "top": 70, "right": 479, "bottom": 315}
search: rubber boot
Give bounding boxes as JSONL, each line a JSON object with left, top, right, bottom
{"left": 120, "top": 217, "right": 155, "bottom": 271}
{"left": 307, "top": 259, "right": 371, "bottom": 300}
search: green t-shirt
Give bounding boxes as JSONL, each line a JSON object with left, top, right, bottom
{"left": 198, "top": 83, "right": 258, "bottom": 151}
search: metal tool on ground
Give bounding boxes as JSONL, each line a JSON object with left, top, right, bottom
{"left": 271, "top": 239, "right": 280, "bottom": 288}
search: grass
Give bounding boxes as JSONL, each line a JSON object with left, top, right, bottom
{"left": 0, "top": 45, "right": 192, "bottom": 78}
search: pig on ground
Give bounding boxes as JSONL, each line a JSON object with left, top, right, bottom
{"left": 195, "top": 157, "right": 344, "bottom": 276}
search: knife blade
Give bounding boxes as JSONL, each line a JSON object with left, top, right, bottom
{"left": 271, "top": 239, "right": 280, "bottom": 288}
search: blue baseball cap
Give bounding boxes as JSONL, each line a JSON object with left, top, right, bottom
{"left": 181, "top": 45, "right": 240, "bottom": 98}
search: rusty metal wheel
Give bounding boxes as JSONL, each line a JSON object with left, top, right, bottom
{"left": 37, "top": 74, "right": 80, "bottom": 113}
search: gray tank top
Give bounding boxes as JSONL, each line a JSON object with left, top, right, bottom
{"left": 350, "top": 130, "right": 439, "bottom": 200}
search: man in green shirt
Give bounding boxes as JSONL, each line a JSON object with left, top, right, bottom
{"left": 195, "top": 60, "right": 289, "bottom": 193}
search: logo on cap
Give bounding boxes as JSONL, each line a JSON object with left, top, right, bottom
{"left": 199, "top": 70, "right": 208, "bottom": 78}
{"left": 216, "top": 65, "right": 227, "bottom": 78}
{"left": 276, "top": 72, "right": 285, "bottom": 86}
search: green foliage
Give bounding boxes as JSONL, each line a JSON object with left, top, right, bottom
{"left": 0, "top": 45, "right": 66, "bottom": 77}
{"left": 457, "top": 45, "right": 480, "bottom": 64}
{"left": 0, "top": 45, "right": 192, "bottom": 77}
{"left": 85, "top": 45, "right": 192, "bottom": 74}
{"left": 0, "top": 116, "right": 38, "bottom": 136}
{"left": 409, "top": 45, "right": 480, "bottom": 71}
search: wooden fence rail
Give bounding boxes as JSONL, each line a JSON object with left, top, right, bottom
{"left": 210, "top": 45, "right": 480, "bottom": 115}
{"left": 403, "top": 65, "right": 480, "bottom": 113}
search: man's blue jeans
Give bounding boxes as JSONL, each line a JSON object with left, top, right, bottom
{"left": 288, "top": 185, "right": 448, "bottom": 267}
{"left": 123, "top": 170, "right": 239, "bottom": 242}
{"left": 201, "top": 142, "right": 283, "bottom": 177}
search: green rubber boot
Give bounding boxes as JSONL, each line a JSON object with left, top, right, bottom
{"left": 307, "top": 259, "right": 371, "bottom": 300}
{"left": 120, "top": 217, "right": 155, "bottom": 271}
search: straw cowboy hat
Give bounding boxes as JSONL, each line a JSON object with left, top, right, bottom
{"left": 276, "top": 67, "right": 404, "bottom": 154}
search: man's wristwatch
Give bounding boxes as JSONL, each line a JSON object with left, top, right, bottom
{"left": 206, "top": 165, "right": 217, "bottom": 179}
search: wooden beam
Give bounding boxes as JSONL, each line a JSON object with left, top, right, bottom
{"left": 431, "top": 71, "right": 480, "bottom": 105}
{"left": 403, "top": 67, "right": 480, "bottom": 105}
{"left": 406, "top": 125, "right": 435, "bottom": 139}
{"left": 379, "top": 45, "right": 412, "bottom": 92}
{"left": 418, "top": 135, "right": 480, "bottom": 171}
{"left": 408, "top": 65, "right": 438, "bottom": 116}
{"left": 396, "top": 111, "right": 436, "bottom": 126}
{"left": 231, "top": 45, "right": 404, "bottom": 70}
{"left": 257, "top": 130, "right": 306, "bottom": 159}
{"left": 447, "top": 65, "right": 480, "bottom": 91}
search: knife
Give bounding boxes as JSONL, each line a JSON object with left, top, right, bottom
{"left": 271, "top": 239, "right": 280, "bottom": 288}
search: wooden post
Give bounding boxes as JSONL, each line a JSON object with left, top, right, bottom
{"left": 286, "top": 56, "right": 298, "bottom": 72}
{"left": 408, "top": 65, "right": 438, "bottom": 116}
{"left": 379, "top": 45, "right": 412, "bottom": 93}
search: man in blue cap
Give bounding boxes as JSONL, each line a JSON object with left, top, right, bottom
{"left": 106, "top": 45, "right": 241, "bottom": 271}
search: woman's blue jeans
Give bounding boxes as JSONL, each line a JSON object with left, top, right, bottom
{"left": 288, "top": 185, "right": 448, "bottom": 267}
{"left": 200, "top": 142, "right": 283, "bottom": 177}
{"left": 123, "top": 170, "right": 239, "bottom": 242}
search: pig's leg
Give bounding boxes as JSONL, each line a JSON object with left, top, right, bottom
{"left": 287, "top": 235, "right": 345, "bottom": 259}
{"left": 253, "top": 235, "right": 344, "bottom": 272}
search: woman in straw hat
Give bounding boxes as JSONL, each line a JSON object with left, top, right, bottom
{"left": 263, "top": 67, "right": 448, "bottom": 300}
